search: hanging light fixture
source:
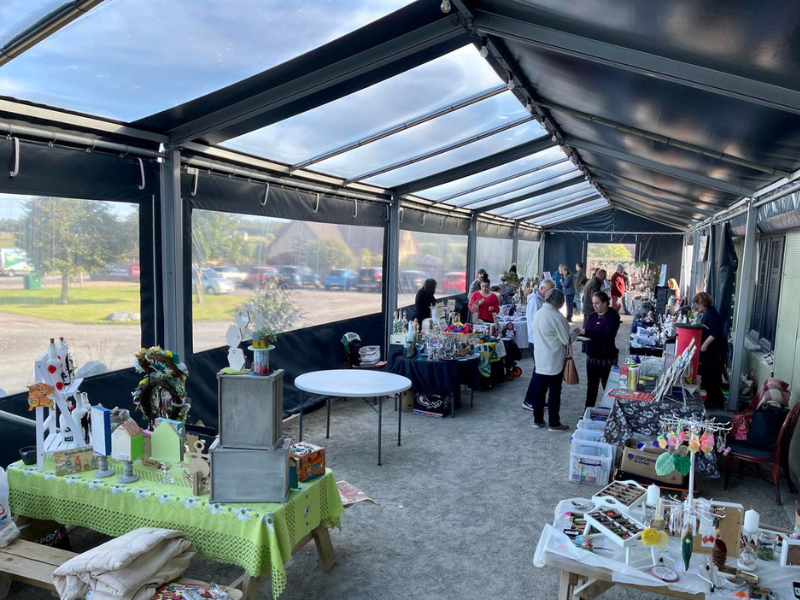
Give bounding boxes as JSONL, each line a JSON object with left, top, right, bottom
{"left": 479, "top": 39, "right": 489, "bottom": 58}
{"left": 506, "top": 72, "right": 515, "bottom": 90}
{"left": 524, "top": 101, "right": 534, "bottom": 113}
{"left": 441, "top": 0, "right": 451, "bottom": 13}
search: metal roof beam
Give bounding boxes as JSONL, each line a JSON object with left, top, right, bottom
{"left": 436, "top": 157, "right": 569, "bottom": 203}
{"left": 588, "top": 166, "right": 721, "bottom": 205}
{"left": 473, "top": 9, "right": 800, "bottom": 116}
{"left": 458, "top": 166, "right": 579, "bottom": 208}
{"left": 514, "top": 194, "right": 601, "bottom": 221}
{"left": 537, "top": 100, "right": 791, "bottom": 178}
{"left": 0, "top": 0, "right": 105, "bottom": 66}
{"left": 596, "top": 179, "right": 718, "bottom": 216}
{"left": 501, "top": 188, "right": 598, "bottom": 218}
{"left": 343, "top": 116, "right": 534, "bottom": 184}
{"left": 474, "top": 174, "right": 587, "bottom": 213}
{"left": 392, "top": 135, "right": 555, "bottom": 196}
{"left": 155, "top": 9, "right": 468, "bottom": 145}
{"left": 290, "top": 83, "right": 507, "bottom": 172}
{"left": 612, "top": 203, "right": 689, "bottom": 230}
{"left": 565, "top": 137, "right": 755, "bottom": 197}
{"left": 534, "top": 202, "right": 610, "bottom": 226}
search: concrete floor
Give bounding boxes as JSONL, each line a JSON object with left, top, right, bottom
{"left": 7, "top": 316, "right": 797, "bottom": 600}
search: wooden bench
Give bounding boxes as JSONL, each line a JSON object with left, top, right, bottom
{"left": 0, "top": 538, "right": 243, "bottom": 600}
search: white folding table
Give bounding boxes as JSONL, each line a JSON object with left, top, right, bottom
{"left": 294, "top": 370, "right": 412, "bottom": 465}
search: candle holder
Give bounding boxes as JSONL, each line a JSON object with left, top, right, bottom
{"left": 117, "top": 459, "right": 139, "bottom": 484}
{"left": 737, "top": 531, "right": 758, "bottom": 571}
{"left": 94, "top": 454, "right": 115, "bottom": 478}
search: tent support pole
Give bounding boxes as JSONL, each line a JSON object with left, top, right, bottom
{"left": 467, "top": 212, "right": 478, "bottom": 290}
{"left": 383, "top": 198, "right": 400, "bottom": 354}
{"left": 689, "top": 228, "right": 700, "bottom": 296}
{"left": 511, "top": 222, "right": 519, "bottom": 266}
{"left": 728, "top": 199, "right": 757, "bottom": 411}
{"left": 160, "top": 145, "right": 185, "bottom": 358}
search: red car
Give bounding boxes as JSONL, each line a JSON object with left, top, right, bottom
{"left": 243, "top": 266, "right": 278, "bottom": 288}
{"left": 442, "top": 272, "right": 466, "bottom": 294}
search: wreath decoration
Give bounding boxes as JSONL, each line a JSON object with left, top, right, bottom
{"left": 132, "top": 346, "right": 190, "bottom": 427}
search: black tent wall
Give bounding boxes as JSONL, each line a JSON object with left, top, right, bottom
{"left": 708, "top": 222, "right": 738, "bottom": 337}
{"left": 542, "top": 209, "right": 683, "bottom": 280}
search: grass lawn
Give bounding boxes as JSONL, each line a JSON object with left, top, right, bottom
{"left": 0, "top": 284, "right": 242, "bottom": 324}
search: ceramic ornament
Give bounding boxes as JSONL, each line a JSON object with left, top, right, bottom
{"left": 227, "top": 347, "right": 246, "bottom": 371}
{"left": 226, "top": 311, "right": 251, "bottom": 371}
{"left": 235, "top": 309, "right": 251, "bottom": 330}
{"left": 226, "top": 325, "right": 244, "bottom": 348}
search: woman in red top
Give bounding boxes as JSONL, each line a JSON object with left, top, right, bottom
{"left": 469, "top": 280, "right": 500, "bottom": 322}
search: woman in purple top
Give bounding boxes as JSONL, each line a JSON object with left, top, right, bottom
{"left": 573, "top": 291, "right": 621, "bottom": 408}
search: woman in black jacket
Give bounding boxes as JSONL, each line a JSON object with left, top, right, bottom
{"left": 411, "top": 278, "right": 437, "bottom": 323}
{"left": 573, "top": 291, "right": 621, "bottom": 408}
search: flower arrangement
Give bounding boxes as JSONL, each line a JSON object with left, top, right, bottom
{"left": 252, "top": 326, "right": 278, "bottom": 349}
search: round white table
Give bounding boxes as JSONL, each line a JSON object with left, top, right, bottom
{"left": 294, "top": 370, "right": 412, "bottom": 465}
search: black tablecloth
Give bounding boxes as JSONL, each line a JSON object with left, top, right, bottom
{"left": 388, "top": 345, "right": 481, "bottom": 399}
{"left": 629, "top": 345, "right": 664, "bottom": 357}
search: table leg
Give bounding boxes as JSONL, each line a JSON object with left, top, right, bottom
{"left": 299, "top": 391, "right": 304, "bottom": 442}
{"left": 326, "top": 396, "right": 331, "bottom": 439}
{"left": 557, "top": 569, "right": 578, "bottom": 600}
{"left": 311, "top": 525, "right": 337, "bottom": 572}
{"left": 470, "top": 387, "right": 474, "bottom": 408}
{"left": 0, "top": 574, "right": 11, "bottom": 600}
{"left": 378, "top": 394, "right": 383, "bottom": 466}
{"left": 233, "top": 573, "right": 264, "bottom": 600}
{"left": 397, "top": 393, "right": 402, "bottom": 447}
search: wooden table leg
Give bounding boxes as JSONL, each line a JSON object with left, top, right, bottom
{"left": 232, "top": 572, "right": 263, "bottom": 600}
{"left": 0, "top": 574, "right": 11, "bottom": 600}
{"left": 311, "top": 526, "right": 336, "bottom": 572}
{"left": 557, "top": 569, "right": 578, "bottom": 600}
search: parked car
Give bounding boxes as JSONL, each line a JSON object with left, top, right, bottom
{"left": 323, "top": 269, "right": 358, "bottom": 290}
{"left": 243, "top": 266, "right": 278, "bottom": 288}
{"left": 398, "top": 270, "right": 427, "bottom": 295}
{"left": 215, "top": 265, "right": 246, "bottom": 284}
{"left": 357, "top": 267, "right": 383, "bottom": 292}
{"left": 194, "top": 267, "right": 234, "bottom": 294}
{"left": 442, "top": 272, "right": 467, "bottom": 295}
{"left": 278, "top": 266, "right": 321, "bottom": 289}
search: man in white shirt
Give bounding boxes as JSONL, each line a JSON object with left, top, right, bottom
{"left": 523, "top": 279, "right": 555, "bottom": 411}
{"left": 523, "top": 288, "right": 576, "bottom": 430}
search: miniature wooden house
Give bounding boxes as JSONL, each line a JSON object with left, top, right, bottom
{"left": 110, "top": 421, "right": 145, "bottom": 462}
{"left": 149, "top": 418, "right": 184, "bottom": 464}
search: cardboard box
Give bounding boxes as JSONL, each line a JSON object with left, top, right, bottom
{"left": 289, "top": 442, "right": 325, "bottom": 483}
{"left": 618, "top": 440, "right": 684, "bottom": 486}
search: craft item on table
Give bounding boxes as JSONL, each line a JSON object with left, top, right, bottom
{"left": 223, "top": 310, "right": 252, "bottom": 374}
{"left": 288, "top": 442, "right": 325, "bottom": 487}
{"left": 681, "top": 524, "right": 694, "bottom": 571}
{"left": 53, "top": 446, "right": 96, "bottom": 476}
{"left": 743, "top": 509, "right": 760, "bottom": 534}
{"left": 27, "top": 382, "right": 54, "bottom": 410}
{"left": 651, "top": 565, "right": 679, "bottom": 582}
{"left": 756, "top": 531, "right": 777, "bottom": 561}
{"left": 738, "top": 543, "right": 758, "bottom": 571}
{"left": 749, "top": 587, "right": 776, "bottom": 600}
{"left": 183, "top": 440, "right": 211, "bottom": 496}
{"left": 781, "top": 536, "right": 800, "bottom": 566}
{"left": 693, "top": 500, "right": 742, "bottom": 557}
{"left": 584, "top": 508, "right": 646, "bottom": 564}
{"left": 249, "top": 326, "right": 277, "bottom": 376}
{"left": 89, "top": 405, "right": 115, "bottom": 477}
{"left": 713, "top": 530, "right": 728, "bottom": 569}
{"left": 606, "top": 389, "right": 655, "bottom": 402}
{"left": 141, "top": 432, "right": 158, "bottom": 469}
{"left": 150, "top": 418, "right": 185, "bottom": 484}
{"left": 133, "top": 346, "right": 190, "bottom": 428}
{"left": 110, "top": 416, "right": 144, "bottom": 484}
{"left": 592, "top": 480, "right": 646, "bottom": 513}
{"left": 152, "top": 581, "right": 236, "bottom": 600}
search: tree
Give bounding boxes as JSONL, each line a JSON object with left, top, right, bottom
{"left": 587, "top": 243, "right": 635, "bottom": 260}
{"left": 16, "top": 197, "right": 123, "bottom": 303}
{"left": 192, "top": 211, "right": 248, "bottom": 266}
{"left": 307, "top": 238, "right": 351, "bottom": 275}
{"left": 242, "top": 279, "right": 305, "bottom": 334}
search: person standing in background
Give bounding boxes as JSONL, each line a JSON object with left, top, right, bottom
{"left": 581, "top": 269, "right": 606, "bottom": 322}
{"left": 693, "top": 292, "right": 726, "bottom": 408}
{"left": 469, "top": 280, "right": 500, "bottom": 322}
{"left": 553, "top": 267, "right": 563, "bottom": 292}
{"left": 523, "top": 278, "right": 555, "bottom": 411}
{"left": 410, "top": 278, "right": 437, "bottom": 324}
{"left": 621, "top": 268, "right": 631, "bottom": 315}
{"left": 574, "top": 291, "right": 620, "bottom": 408}
{"left": 470, "top": 269, "right": 489, "bottom": 294}
{"left": 523, "top": 288, "right": 575, "bottom": 431}
{"left": 574, "top": 262, "right": 587, "bottom": 316}
{"left": 560, "top": 264, "right": 576, "bottom": 323}
{"left": 610, "top": 264, "right": 625, "bottom": 313}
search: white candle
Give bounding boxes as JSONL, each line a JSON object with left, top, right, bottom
{"left": 646, "top": 484, "right": 660, "bottom": 507}
{"left": 743, "top": 509, "right": 760, "bottom": 533}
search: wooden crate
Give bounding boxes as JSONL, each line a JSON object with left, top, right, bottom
{"left": 289, "top": 443, "right": 325, "bottom": 483}
{"left": 210, "top": 443, "right": 289, "bottom": 504}
{"left": 218, "top": 370, "right": 283, "bottom": 450}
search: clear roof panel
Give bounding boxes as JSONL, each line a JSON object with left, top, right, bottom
{"left": 363, "top": 121, "right": 546, "bottom": 188}
{"left": 451, "top": 163, "right": 580, "bottom": 208}
{"left": 0, "top": 0, "right": 65, "bottom": 48}
{"left": 310, "top": 91, "right": 530, "bottom": 180}
{"left": 469, "top": 180, "right": 592, "bottom": 213}
{"left": 222, "top": 45, "right": 503, "bottom": 165}
{"left": 500, "top": 187, "right": 598, "bottom": 219}
{"left": 0, "top": 0, "right": 413, "bottom": 120}
{"left": 416, "top": 145, "right": 564, "bottom": 200}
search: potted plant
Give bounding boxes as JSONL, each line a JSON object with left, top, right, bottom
{"left": 249, "top": 326, "right": 277, "bottom": 375}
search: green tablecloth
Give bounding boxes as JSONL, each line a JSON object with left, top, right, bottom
{"left": 7, "top": 460, "right": 344, "bottom": 598}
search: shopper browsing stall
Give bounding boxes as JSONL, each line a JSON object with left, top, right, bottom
{"left": 573, "top": 291, "right": 620, "bottom": 408}
{"left": 574, "top": 262, "right": 587, "bottom": 315}
{"left": 410, "top": 278, "right": 437, "bottom": 323}
{"left": 469, "top": 280, "right": 500, "bottom": 322}
{"left": 524, "top": 288, "right": 575, "bottom": 431}
{"left": 559, "top": 264, "right": 576, "bottom": 322}
{"left": 469, "top": 269, "right": 489, "bottom": 294}
{"left": 581, "top": 269, "right": 606, "bottom": 321}
{"left": 523, "top": 279, "right": 555, "bottom": 410}
{"left": 692, "top": 291, "right": 726, "bottom": 408}
{"left": 610, "top": 265, "right": 626, "bottom": 312}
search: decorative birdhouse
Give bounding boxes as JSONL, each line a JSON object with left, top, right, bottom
{"left": 149, "top": 418, "right": 185, "bottom": 464}
{"left": 110, "top": 420, "right": 145, "bottom": 462}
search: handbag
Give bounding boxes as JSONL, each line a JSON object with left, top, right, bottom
{"left": 563, "top": 344, "right": 579, "bottom": 385}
